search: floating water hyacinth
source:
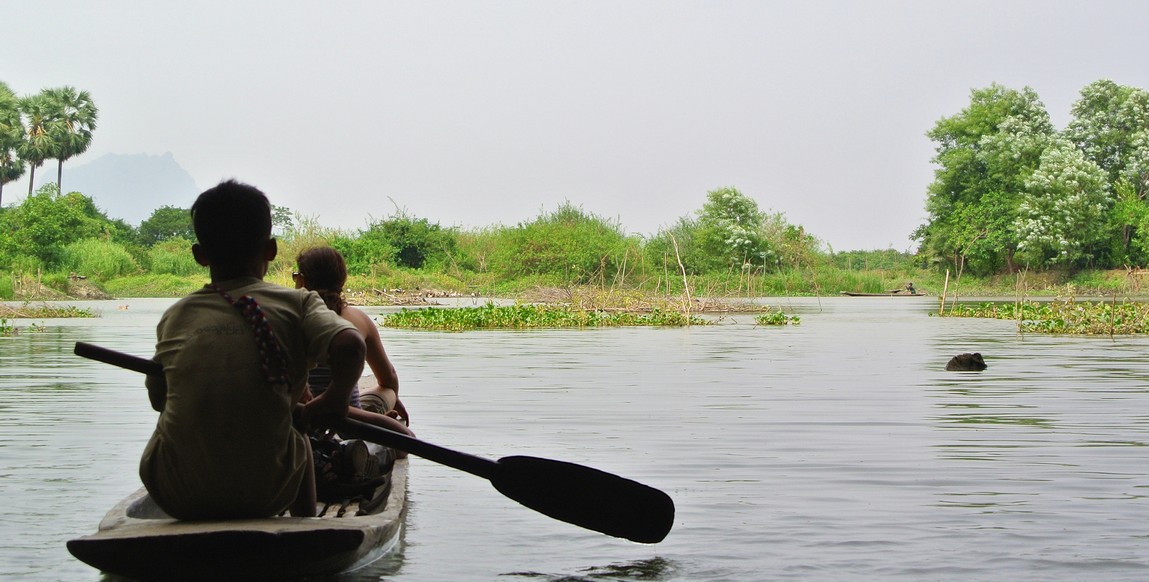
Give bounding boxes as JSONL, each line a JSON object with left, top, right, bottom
{"left": 754, "top": 309, "right": 800, "bottom": 326}
{"left": 940, "top": 297, "right": 1149, "bottom": 335}
{"left": 380, "top": 303, "right": 710, "bottom": 331}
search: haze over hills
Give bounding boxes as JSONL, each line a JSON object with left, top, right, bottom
{"left": 33, "top": 152, "right": 200, "bottom": 225}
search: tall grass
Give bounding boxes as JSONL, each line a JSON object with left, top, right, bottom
{"left": 273, "top": 214, "right": 344, "bottom": 275}
{"left": 0, "top": 272, "right": 13, "bottom": 300}
{"left": 148, "top": 238, "right": 204, "bottom": 276}
{"left": 61, "top": 239, "right": 139, "bottom": 280}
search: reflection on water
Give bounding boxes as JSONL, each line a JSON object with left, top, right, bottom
{"left": 1, "top": 297, "right": 1147, "bottom": 581}
{"left": 504, "top": 556, "right": 679, "bottom": 581}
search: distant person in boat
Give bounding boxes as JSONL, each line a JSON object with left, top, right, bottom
{"left": 141, "top": 180, "right": 366, "bottom": 520}
{"left": 294, "top": 246, "right": 414, "bottom": 445}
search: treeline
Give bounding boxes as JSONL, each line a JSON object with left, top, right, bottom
{"left": 915, "top": 79, "right": 1149, "bottom": 276}
{"left": 7, "top": 77, "right": 1144, "bottom": 298}
{"left": 0, "top": 183, "right": 836, "bottom": 293}
{"left": 0, "top": 82, "right": 98, "bottom": 206}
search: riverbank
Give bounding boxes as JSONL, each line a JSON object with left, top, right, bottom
{"left": 6, "top": 267, "right": 1146, "bottom": 305}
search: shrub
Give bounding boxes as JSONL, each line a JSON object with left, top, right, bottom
{"left": 453, "top": 227, "right": 502, "bottom": 274}
{"left": 489, "top": 202, "right": 636, "bottom": 284}
{"left": 334, "top": 213, "right": 460, "bottom": 275}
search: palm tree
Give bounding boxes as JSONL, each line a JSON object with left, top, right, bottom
{"left": 44, "top": 86, "right": 98, "bottom": 193}
{"left": 0, "top": 82, "right": 25, "bottom": 206}
{"left": 16, "top": 93, "right": 54, "bottom": 197}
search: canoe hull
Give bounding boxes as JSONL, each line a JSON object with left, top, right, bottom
{"left": 68, "top": 458, "right": 406, "bottom": 581}
{"left": 839, "top": 291, "right": 928, "bottom": 297}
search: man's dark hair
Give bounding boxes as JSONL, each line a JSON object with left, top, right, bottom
{"left": 191, "top": 180, "right": 273, "bottom": 265}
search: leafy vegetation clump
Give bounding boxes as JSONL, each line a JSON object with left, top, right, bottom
{"left": 380, "top": 303, "right": 709, "bottom": 331}
{"left": 754, "top": 309, "right": 800, "bottom": 326}
{"left": 942, "top": 298, "right": 1149, "bottom": 334}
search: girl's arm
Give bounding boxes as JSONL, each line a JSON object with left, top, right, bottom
{"left": 343, "top": 306, "right": 399, "bottom": 395}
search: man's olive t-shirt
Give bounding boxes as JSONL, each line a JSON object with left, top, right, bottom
{"left": 140, "top": 277, "right": 355, "bottom": 519}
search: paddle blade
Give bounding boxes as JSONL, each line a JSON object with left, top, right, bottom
{"left": 490, "top": 455, "right": 674, "bottom": 544}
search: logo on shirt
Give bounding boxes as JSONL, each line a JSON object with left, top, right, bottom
{"left": 192, "top": 323, "right": 248, "bottom": 336}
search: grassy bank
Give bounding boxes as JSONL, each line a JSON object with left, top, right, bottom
{"left": 7, "top": 263, "right": 1147, "bottom": 306}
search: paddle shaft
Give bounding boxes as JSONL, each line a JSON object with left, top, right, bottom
{"left": 73, "top": 342, "right": 496, "bottom": 478}
{"left": 73, "top": 342, "right": 674, "bottom": 543}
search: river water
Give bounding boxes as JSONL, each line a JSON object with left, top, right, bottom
{"left": 1, "top": 296, "right": 1146, "bottom": 581}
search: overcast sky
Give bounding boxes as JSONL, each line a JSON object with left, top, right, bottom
{"left": 5, "top": 1, "right": 1148, "bottom": 251}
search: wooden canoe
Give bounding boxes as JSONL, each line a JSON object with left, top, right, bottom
{"left": 839, "top": 291, "right": 928, "bottom": 297}
{"left": 67, "top": 455, "right": 407, "bottom": 581}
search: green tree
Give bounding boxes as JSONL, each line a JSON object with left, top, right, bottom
{"left": 1065, "top": 80, "right": 1149, "bottom": 264}
{"left": 0, "top": 82, "right": 24, "bottom": 206}
{"left": 1015, "top": 138, "right": 1110, "bottom": 269}
{"left": 695, "top": 187, "right": 772, "bottom": 271}
{"left": 916, "top": 84, "right": 1054, "bottom": 275}
{"left": 16, "top": 93, "right": 56, "bottom": 197}
{"left": 1109, "top": 179, "right": 1149, "bottom": 265}
{"left": 43, "top": 86, "right": 98, "bottom": 194}
{"left": 646, "top": 216, "right": 706, "bottom": 275}
{"left": 272, "top": 205, "right": 294, "bottom": 234}
{"left": 763, "top": 212, "right": 824, "bottom": 270}
{"left": 0, "top": 183, "right": 108, "bottom": 267}
{"left": 138, "top": 206, "right": 193, "bottom": 246}
{"left": 1065, "top": 80, "right": 1149, "bottom": 190}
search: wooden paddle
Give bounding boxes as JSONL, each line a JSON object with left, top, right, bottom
{"left": 74, "top": 342, "right": 675, "bottom": 544}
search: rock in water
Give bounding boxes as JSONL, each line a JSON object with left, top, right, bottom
{"left": 945, "top": 352, "right": 987, "bottom": 371}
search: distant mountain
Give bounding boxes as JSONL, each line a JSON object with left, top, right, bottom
{"left": 34, "top": 152, "right": 200, "bottom": 225}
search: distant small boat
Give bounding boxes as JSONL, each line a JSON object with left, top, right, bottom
{"left": 839, "top": 291, "right": 928, "bottom": 297}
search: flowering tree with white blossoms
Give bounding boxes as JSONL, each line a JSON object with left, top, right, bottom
{"left": 696, "top": 186, "right": 774, "bottom": 271}
{"left": 916, "top": 84, "right": 1054, "bottom": 275}
{"left": 1015, "top": 138, "right": 1110, "bottom": 268}
{"left": 1063, "top": 80, "right": 1149, "bottom": 264}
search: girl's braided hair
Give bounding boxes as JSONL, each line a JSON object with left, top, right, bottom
{"left": 296, "top": 247, "right": 348, "bottom": 315}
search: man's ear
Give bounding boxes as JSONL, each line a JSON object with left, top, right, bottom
{"left": 265, "top": 238, "right": 278, "bottom": 261}
{"left": 191, "top": 243, "right": 211, "bottom": 267}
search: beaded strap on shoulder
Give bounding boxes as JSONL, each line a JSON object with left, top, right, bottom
{"left": 211, "top": 285, "right": 291, "bottom": 388}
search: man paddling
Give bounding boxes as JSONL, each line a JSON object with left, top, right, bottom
{"left": 140, "top": 180, "right": 365, "bottom": 519}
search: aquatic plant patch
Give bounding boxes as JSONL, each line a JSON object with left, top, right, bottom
{"left": 380, "top": 303, "right": 709, "bottom": 331}
{"left": 0, "top": 303, "right": 96, "bottom": 319}
{"left": 754, "top": 309, "right": 800, "bottom": 326}
{"left": 941, "top": 298, "right": 1149, "bottom": 334}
